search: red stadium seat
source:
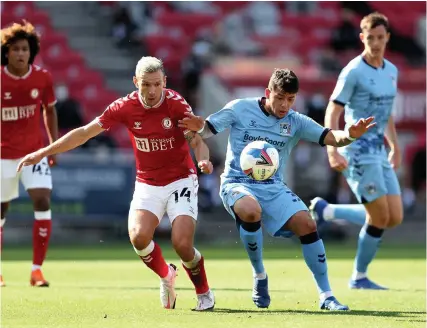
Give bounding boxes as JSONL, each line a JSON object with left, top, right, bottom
{"left": 156, "top": 12, "right": 219, "bottom": 39}
{"left": 1, "top": 1, "right": 35, "bottom": 19}
{"left": 42, "top": 46, "right": 84, "bottom": 68}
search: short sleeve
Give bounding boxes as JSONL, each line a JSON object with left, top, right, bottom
{"left": 205, "top": 100, "right": 238, "bottom": 134}
{"left": 330, "top": 67, "right": 358, "bottom": 106}
{"left": 97, "top": 100, "right": 123, "bottom": 130}
{"left": 42, "top": 71, "right": 57, "bottom": 107}
{"left": 297, "top": 114, "right": 330, "bottom": 146}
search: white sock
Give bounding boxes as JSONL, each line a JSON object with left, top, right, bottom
{"left": 254, "top": 272, "right": 267, "bottom": 280}
{"left": 319, "top": 291, "right": 333, "bottom": 303}
{"left": 352, "top": 271, "right": 367, "bottom": 281}
{"left": 34, "top": 210, "right": 52, "bottom": 220}
{"left": 134, "top": 240, "right": 154, "bottom": 257}
{"left": 32, "top": 264, "right": 41, "bottom": 271}
{"left": 1, "top": 218, "right": 6, "bottom": 227}
{"left": 323, "top": 206, "right": 335, "bottom": 221}
{"left": 182, "top": 248, "right": 202, "bottom": 269}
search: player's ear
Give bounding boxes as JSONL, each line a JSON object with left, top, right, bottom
{"left": 163, "top": 75, "right": 167, "bottom": 88}
{"left": 359, "top": 32, "right": 364, "bottom": 43}
{"left": 133, "top": 76, "right": 139, "bottom": 89}
{"left": 385, "top": 32, "right": 390, "bottom": 44}
{"left": 265, "top": 88, "right": 271, "bottom": 98}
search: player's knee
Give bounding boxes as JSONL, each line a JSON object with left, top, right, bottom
{"left": 128, "top": 224, "right": 152, "bottom": 250}
{"left": 31, "top": 197, "right": 50, "bottom": 211}
{"left": 233, "top": 198, "right": 261, "bottom": 223}
{"left": 387, "top": 212, "right": 403, "bottom": 228}
{"left": 367, "top": 212, "right": 390, "bottom": 229}
{"left": 288, "top": 211, "right": 317, "bottom": 237}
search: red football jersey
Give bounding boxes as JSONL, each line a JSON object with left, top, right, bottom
{"left": 1, "top": 65, "right": 57, "bottom": 159}
{"left": 97, "top": 89, "right": 198, "bottom": 186}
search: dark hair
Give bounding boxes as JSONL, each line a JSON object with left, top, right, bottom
{"left": 1, "top": 21, "right": 40, "bottom": 66}
{"left": 268, "top": 68, "right": 299, "bottom": 94}
{"left": 360, "top": 12, "right": 390, "bottom": 32}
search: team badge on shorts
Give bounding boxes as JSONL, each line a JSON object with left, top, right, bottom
{"left": 279, "top": 123, "right": 291, "bottom": 136}
{"left": 30, "top": 88, "right": 39, "bottom": 99}
{"left": 162, "top": 117, "right": 172, "bottom": 129}
{"left": 365, "top": 183, "right": 376, "bottom": 194}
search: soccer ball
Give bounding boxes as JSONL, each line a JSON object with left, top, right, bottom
{"left": 240, "top": 141, "right": 279, "bottom": 181}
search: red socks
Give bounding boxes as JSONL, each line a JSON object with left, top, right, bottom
{"left": 139, "top": 242, "right": 169, "bottom": 278}
{"left": 182, "top": 256, "right": 210, "bottom": 294}
{"left": 32, "top": 220, "right": 52, "bottom": 266}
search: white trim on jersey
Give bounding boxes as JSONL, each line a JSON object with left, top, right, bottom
{"left": 138, "top": 90, "right": 165, "bottom": 109}
{"left": 3, "top": 65, "right": 33, "bottom": 80}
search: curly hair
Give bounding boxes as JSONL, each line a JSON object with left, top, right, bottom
{"left": 1, "top": 20, "right": 40, "bottom": 66}
{"left": 268, "top": 68, "right": 299, "bottom": 94}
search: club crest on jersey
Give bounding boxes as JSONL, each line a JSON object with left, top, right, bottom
{"left": 162, "top": 117, "right": 172, "bottom": 129}
{"left": 4, "top": 92, "right": 11, "bottom": 100}
{"left": 133, "top": 121, "right": 142, "bottom": 130}
{"left": 279, "top": 123, "right": 291, "bottom": 136}
{"left": 30, "top": 88, "right": 39, "bottom": 99}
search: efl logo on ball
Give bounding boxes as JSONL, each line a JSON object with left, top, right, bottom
{"left": 240, "top": 141, "right": 279, "bottom": 181}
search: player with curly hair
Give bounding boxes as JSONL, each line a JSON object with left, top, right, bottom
{"left": 1, "top": 21, "right": 58, "bottom": 287}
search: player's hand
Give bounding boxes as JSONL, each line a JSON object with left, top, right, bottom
{"left": 348, "top": 116, "right": 376, "bottom": 139}
{"left": 388, "top": 148, "right": 401, "bottom": 170}
{"left": 16, "top": 150, "right": 45, "bottom": 172}
{"left": 48, "top": 154, "right": 57, "bottom": 167}
{"left": 178, "top": 112, "right": 205, "bottom": 132}
{"left": 198, "top": 160, "right": 213, "bottom": 174}
{"left": 327, "top": 151, "right": 348, "bottom": 172}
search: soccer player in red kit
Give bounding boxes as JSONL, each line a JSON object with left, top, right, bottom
{"left": 18, "top": 56, "right": 215, "bottom": 311}
{"left": 1, "top": 22, "right": 58, "bottom": 287}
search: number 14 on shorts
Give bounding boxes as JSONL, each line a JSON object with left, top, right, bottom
{"left": 172, "top": 187, "right": 191, "bottom": 203}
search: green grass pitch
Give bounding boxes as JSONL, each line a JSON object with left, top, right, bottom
{"left": 1, "top": 243, "right": 426, "bottom": 328}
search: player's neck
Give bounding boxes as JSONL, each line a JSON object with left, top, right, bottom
{"left": 6, "top": 64, "right": 30, "bottom": 77}
{"left": 263, "top": 98, "right": 273, "bottom": 115}
{"left": 362, "top": 52, "right": 384, "bottom": 69}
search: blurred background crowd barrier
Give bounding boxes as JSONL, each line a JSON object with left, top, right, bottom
{"left": 2, "top": 1, "right": 425, "bottom": 245}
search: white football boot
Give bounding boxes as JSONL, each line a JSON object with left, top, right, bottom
{"left": 194, "top": 289, "right": 215, "bottom": 311}
{"left": 160, "top": 263, "right": 177, "bottom": 309}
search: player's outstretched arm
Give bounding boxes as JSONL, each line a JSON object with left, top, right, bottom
{"left": 185, "top": 132, "right": 213, "bottom": 174}
{"left": 17, "top": 119, "right": 105, "bottom": 172}
{"left": 178, "top": 112, "right": 214, "bottom": 139}
{"left": 324, "top": 117, "right": 377, "bottom": 148}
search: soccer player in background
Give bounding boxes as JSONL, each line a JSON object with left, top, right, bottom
{"left": 310, "top": 13, "right": 403, "bottom": 290}
{"left": 18, "top": 56, "right": 215, "bottom": 311}
{"left": 178, "top": 68, "right": 376, "bottom": 311}
{"left": 1, "top": 21, "right": 58, "bottom": 287}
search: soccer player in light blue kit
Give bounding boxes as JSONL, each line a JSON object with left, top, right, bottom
{"left": 179, "top": 68, "right": 376, "bottom": 311}
{"left": 310, "top": 13, "right": 403, "bottom": 290}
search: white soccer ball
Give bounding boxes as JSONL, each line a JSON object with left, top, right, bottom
{"left": 240, "top": 141, "right": 279, "bottom": 181}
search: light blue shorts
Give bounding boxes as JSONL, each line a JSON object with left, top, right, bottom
{"left": 220, "top": 179, "right": 309, "bottom": 238}
{"left": 343, "top": 161, "right": 401, "bottom": 204}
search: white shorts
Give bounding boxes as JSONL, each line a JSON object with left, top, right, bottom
{"left": 1, "top": 157, "right": 52, "bottom": 203}
{"left": 130, "top": 174, "right": 199, "bottom": 223}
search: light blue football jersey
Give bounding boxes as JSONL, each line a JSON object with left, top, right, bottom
{"left": 330, "top": 55, "right": 398, "bottom": 164}
{"left": 206, "top": 97, "right": 329, "bottom": 185}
